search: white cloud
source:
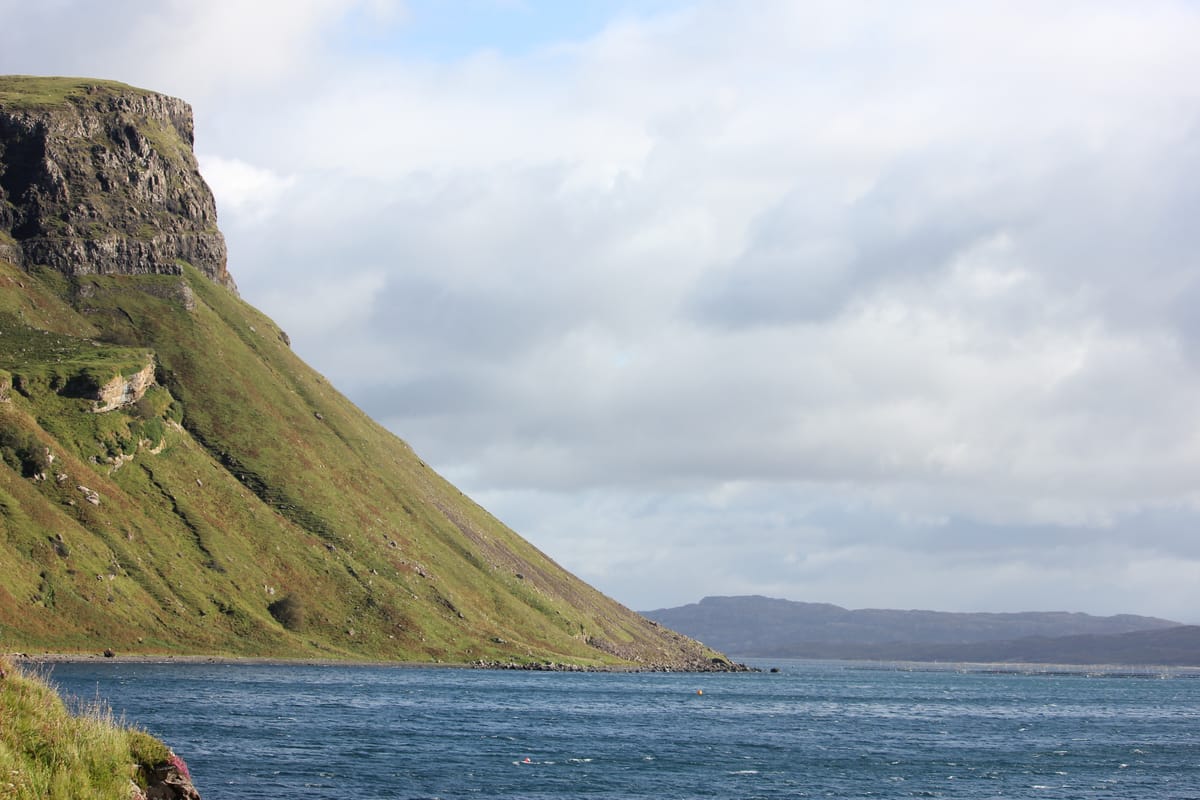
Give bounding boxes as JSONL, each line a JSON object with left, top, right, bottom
{"left": 0, "top": 1, "right": 370, "bottom": 99}
{"left": 6, "top": 0, "right": 1200, "bottom": 620}
{"left": 199, "top": 155, "right": 296, "bottom": 223}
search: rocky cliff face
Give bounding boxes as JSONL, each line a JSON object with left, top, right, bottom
{"left": 0, "top": 77, "right": 234, "bottom": 290}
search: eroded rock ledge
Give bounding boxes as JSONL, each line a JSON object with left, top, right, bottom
{"left": 90, "top": 359, "right": 156, "bottom": 412}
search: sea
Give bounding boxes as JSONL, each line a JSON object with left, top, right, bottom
{"left": 45, "top": 659, "right": 1200, "bottom": 799}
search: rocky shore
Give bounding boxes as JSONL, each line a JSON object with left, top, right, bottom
{"left": 10, "top": 651, "right": 755, "bottom": 672}
{"left": 470, "top": 658, "right": 757, "bottom": 672}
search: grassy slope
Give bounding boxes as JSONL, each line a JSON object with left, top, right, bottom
{"left": 0, "top": 256, "right": 715, "bottom": 667}
{"left": 0, "top": 654, "right": 182, "bottom": 799}
{"left": 0, "top": 75, "right": 724, "bottom": 669}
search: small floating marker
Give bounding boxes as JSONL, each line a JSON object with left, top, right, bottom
{"left": 696, "top": 689, "right": 703, "bottom": 696}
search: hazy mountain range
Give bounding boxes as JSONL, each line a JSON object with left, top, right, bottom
{"left": 643, "top": 596, "right": 1200, "bottom": 666}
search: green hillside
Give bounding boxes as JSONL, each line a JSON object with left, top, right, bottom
{"left": 0, "top": 76, "right": 729, "bottom": 670}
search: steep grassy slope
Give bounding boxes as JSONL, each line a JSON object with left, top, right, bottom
{"left": 0, "top": 77, "right": 727, "bottom": 669}
{"left": 0, "top": 228, "right": 719, "bottom": 670}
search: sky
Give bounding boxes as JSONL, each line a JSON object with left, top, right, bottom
{"left": 3, "top": 0, "right": 1200, "bottom": 622}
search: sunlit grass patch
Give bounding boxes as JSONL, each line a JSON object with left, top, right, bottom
{"left": 0, "top": 654, "right": 177, "bottom": 799}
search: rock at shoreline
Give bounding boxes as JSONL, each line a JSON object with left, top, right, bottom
{"left": 136, "top": 751, "right": 201, "bottom": 800}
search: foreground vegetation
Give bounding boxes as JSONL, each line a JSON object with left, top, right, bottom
{"left": 0, "top": 654, "right": 183, "bottom": 799}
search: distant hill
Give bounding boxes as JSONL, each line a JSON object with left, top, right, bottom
{"left": 642, "top": 596, "right": 1195, "bottom": 665}
{"left": 0, "top": 76, "right": 733, "bottom": 671}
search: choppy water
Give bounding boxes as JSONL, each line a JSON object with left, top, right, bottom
{"left": 47, "top": 659, "right": 1200, "bottom": 799}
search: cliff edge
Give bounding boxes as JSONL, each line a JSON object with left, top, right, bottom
{"left": 0, "top": 76, "right": 233, "bottom": 290}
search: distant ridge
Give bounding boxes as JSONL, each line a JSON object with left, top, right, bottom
{"left": 642, "top": 596, "right": 1197, "bottom": 665}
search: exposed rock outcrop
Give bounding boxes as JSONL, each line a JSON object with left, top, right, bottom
{"left": 0, "top": 237, "right": 19, "bottom": 264}
{"left": 90, "top": 359, "right": 156, "bottom": 412}
{"left": 0, "top": 76, "right": 235, "bottom": 290}
{"left": 135, "top": 751, "right": 202, "bottom": 800}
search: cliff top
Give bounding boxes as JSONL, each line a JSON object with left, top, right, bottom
{"left": 0, "top": 75, "right": 159, "bottom": 110}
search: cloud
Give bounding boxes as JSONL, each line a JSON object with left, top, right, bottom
{"left": 0, "top": 0, "right": 387, "bottom": 98}
{"left": 5, "top": 0, "right": 1200, "bottom": 619}
{"left": 198, "top": 156, "right": 296, "bottom": 224}
{"left": 240, "top": 1, "right": 1200, "bottom": 572}
{"left": 477, "top": 484, "right": 1200, "bottom": 620}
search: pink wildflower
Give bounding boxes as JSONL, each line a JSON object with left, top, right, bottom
{"left": 169, "top": 753, "right": 192, "bottom": 781}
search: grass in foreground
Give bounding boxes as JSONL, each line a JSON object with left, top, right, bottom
{"left": 0, "top": 654, "right": 179, "bottom": 799}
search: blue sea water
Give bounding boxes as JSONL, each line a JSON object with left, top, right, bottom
{"left": 46, "top": 659, "right": 1200, "bottom": 799}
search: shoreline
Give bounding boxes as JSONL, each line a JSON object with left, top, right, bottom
{"left": 7, "top": 651, "right": 754, "bottom": 673}
{"left": 10, "top": 652, "right": 1196, "bottom": 675}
